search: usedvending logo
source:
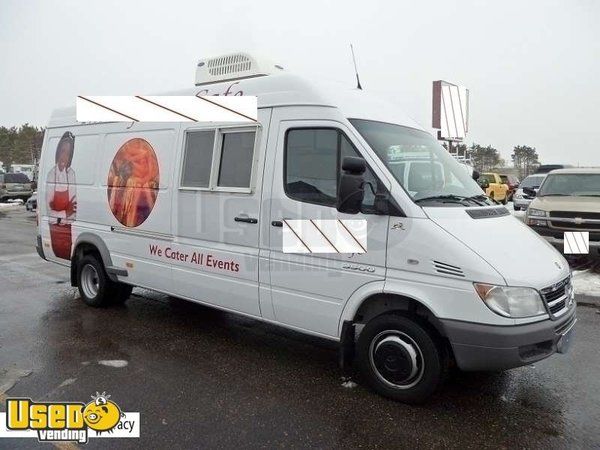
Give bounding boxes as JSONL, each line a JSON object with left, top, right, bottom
{"left": 1, "top": 392, "right": 139, "bottom": 444}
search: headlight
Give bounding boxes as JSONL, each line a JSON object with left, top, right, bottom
{"left": 514, "top": 192, "right": 523, "bottom": 199}
{"left": 526, "top": 208, "right": 548, "bottom": 226}
{"left": 474, "top": 283, "right": 546, "bottom": 318}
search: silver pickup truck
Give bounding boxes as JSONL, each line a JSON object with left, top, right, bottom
{"left": 525, "top": 168, "right": 600, "bottom": 255}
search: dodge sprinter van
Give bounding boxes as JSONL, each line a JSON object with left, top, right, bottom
{"left": 36, "top": 53, "right": 576, "bottom": 403}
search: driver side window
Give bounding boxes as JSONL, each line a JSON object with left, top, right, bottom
{"left": 284, "top": 127, "right": 381, "bottom": 213}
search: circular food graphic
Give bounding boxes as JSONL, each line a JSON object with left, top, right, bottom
{"left": 107, "top": 138, "right": 159, "bottom": 227}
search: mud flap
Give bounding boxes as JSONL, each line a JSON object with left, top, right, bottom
{"left": 339, "top": 321, "right": 356, "bottom": 378}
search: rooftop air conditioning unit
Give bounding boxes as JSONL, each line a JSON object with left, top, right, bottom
{"left": 195, "top": 52, "right": 284, "bottom": 86}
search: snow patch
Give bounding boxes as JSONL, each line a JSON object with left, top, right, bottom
{"left": 573, "top": 269, "right": 600, "bottom": 297}
{"left": 98, "top": 360, "right": 128, "bottom": 368}
{"left": 0, "top": 202, "right": 22, "bottom": 211}
{"left": 341, "top": 380, "right": 358, "bottom": 389}
{"left": 506, "top": 202, "right": 526, "bottom": 220}
{"left": 58, "top": 378, "right": 77, "bottom": 387}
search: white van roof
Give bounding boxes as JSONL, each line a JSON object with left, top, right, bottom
{"left": 48, "top": 72, "right": 424, "bottom": 131}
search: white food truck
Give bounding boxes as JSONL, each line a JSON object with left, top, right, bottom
{"left": 37, "top": 53, "right": 576, "bottom": 403}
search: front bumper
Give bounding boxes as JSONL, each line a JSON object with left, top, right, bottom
{"left": 441, "top": 305, "right": 576, "bottom": 371}
{"left": 530, "top": 226, "right": 600, "bottom": 251}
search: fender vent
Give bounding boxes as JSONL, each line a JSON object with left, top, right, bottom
{"left": 432, "top": 260, "right": 465, "bottom": 277}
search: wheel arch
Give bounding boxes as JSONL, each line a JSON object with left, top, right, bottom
{"left": 70, "top": 233, "right": 116, "bottom": 286}
{"left": 337, "top": 287, "right": 454, "bottom": 379}
{"left": 348, "top": 293, "right": 447, "bottom": 338}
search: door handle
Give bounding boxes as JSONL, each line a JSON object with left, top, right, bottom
{"left": 271, "top": 220, "right": 283, "bottom": 227}
{"left": 234, "top": 216, "right": 258, "bottom": 224}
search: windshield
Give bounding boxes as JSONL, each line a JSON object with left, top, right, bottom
{"left": 520, "top": 175, "right": 545, "bottom": 189}
{"left": 4, "top": 173, "right": 30, "bottom": 183}
{"left": 349, "top": 119, "right": 487, "bottom": 205}
{"left": 538, "top": 174, "right": 600, "bottom": 197}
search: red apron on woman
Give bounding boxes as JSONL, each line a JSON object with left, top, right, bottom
{"left": 49, "top": 171, "right": 73, "bottom": 260}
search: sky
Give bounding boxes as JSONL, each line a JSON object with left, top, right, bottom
{"left": 0, "top": 0, "right": 598, "bottom": 165}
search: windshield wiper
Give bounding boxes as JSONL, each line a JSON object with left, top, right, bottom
{"left": 463, "top": 194, "right": 490, "bottom": 206}
{"left": 415, "top": 194, "right": 487, "bottom": 206}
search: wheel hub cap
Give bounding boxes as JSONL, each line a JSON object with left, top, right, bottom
{"left": 81, "top": 264, "right": 99, "bottom": 299}
{"left": 370, "top": 331, "right": 424, "bottom": 389}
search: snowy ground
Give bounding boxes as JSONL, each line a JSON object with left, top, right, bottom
{"left": 0, "top": 199, "right": 23, "bottom": 211}
{"left": 572, "top": 269, "right": 600, "bottom": 298}
{"left": 506, "top": 201, "right": 526, "bottom": 221}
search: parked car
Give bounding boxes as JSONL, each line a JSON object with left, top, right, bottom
{"left": 513, "top": 174, "right": 547, "bottom": 210}
{"left": 26, "top": 191, "right": 38, "bottom": 211}
{"left": 525, "top": 168, "right": 600, "bottom": 254}
{"left": 499, "top": 174, "right": 520, "bottom": 201}
{"left": 535, "top": 164, "right": 573, "bottom": 174}
{"left": 0, "top": 172, "right": 33, "bottom": 202}
{"left": 479, "top": 172, "right": 509, "bottom": 203}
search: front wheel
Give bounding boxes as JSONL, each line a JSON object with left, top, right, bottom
{"left": 356, "top": 314, "right": 447, "bottom": 403}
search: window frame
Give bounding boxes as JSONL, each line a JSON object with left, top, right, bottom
{"left": 283, "top": 126, "right": 384, "bottom": 213}
{"left": 179, "top": 124, "right": 260, "bottom": 194}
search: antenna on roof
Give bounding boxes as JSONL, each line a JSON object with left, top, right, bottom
{"left": 350, "top": 44, "right": 362, "bottom": 90}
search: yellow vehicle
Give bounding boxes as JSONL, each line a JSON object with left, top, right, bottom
{"left": 479, "top": 172, "right": 509, "bottom": 204}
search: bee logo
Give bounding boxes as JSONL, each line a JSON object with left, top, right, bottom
{"left": 83, "top": 392, "right": 123, "bottom": 433}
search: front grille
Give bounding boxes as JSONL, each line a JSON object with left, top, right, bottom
{"left": 540, "top": 276, "right": 571, "bottom": 317}
{"left": 550, "top": 220, "right": 600, "bottom": 230}
{"left": 550, "top": 211, "right": 600, "bottom": 220}
{"left": 549, "top": 299, "right": 566, "bottom": 314}
{"left": 548, "top": 211, "right": 600, "bottom": 231}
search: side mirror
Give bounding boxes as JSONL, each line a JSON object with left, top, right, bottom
{"left": 337, "top": 157, "right": 366, "bottom": 214}
{"left": 523, "top": 187, "right": 537, "bottom": 197}
{"left": 472, "top": 170, "right": 480, "bottom": 181}
{"left": 478, "top": 178, "right": 490, "bottom": 189}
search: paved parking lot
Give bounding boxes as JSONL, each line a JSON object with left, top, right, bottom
{"left": 1, "top": 207, "right": 599, "bottom": 449}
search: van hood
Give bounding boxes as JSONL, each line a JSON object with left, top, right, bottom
{"left": 424, "top": 206, "right": 570, "bottom": 289}
{"left": 530, "top": 195, "right": 600, "bottom": 213}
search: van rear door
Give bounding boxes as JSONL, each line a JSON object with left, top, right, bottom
{"left": 266, "top": 115, "right": 389, "bottom": 338}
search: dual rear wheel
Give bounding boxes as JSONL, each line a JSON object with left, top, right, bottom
{"left": 76, "top": 255, "right": 132, "bottom": 307}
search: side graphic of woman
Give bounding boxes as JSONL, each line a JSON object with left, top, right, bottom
{"left": 46, "top": 131, "right": 76, "bottom": 260}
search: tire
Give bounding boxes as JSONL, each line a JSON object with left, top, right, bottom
{"left": 76, "top": 255, "right": 132, "bottom": 307}
{"left": 356, "top": 314, "right": 448, "bottom": 404}
{"left": 501, "top": 195, "right": 508, "bottom": 205}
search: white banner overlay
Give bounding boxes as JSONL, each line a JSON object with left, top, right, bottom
{"left": 564, "top": 231, "right": 589, "bottom": 254}
{"left": 283, "top": 219, "right": 367, "bottom": 253}
{"left": 0, "top": 412, "right": 140, "bottom": 442}
{"left": 76, "top": 95, "right": 257, "bottom": 123}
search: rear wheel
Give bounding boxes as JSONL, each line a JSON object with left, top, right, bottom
{"left": 76, "top": 255, "right": 131, "bottom": 307}
{"left": 356, "top": 314, "right": 447, "bottom": 404}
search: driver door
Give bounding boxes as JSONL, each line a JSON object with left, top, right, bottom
{"left": 267, "top": 116, "right": 390, "bottom": 338}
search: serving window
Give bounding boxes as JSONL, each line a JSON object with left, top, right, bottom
{"left": 180, "top": 126, "right": 259, "bottom": 193}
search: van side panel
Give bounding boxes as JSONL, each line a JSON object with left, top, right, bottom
{"left": 39, "top": 123, "right": 179, "bottom": 294}
{"left": 169, "top": 109, "right": 272, "bottom": 316}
